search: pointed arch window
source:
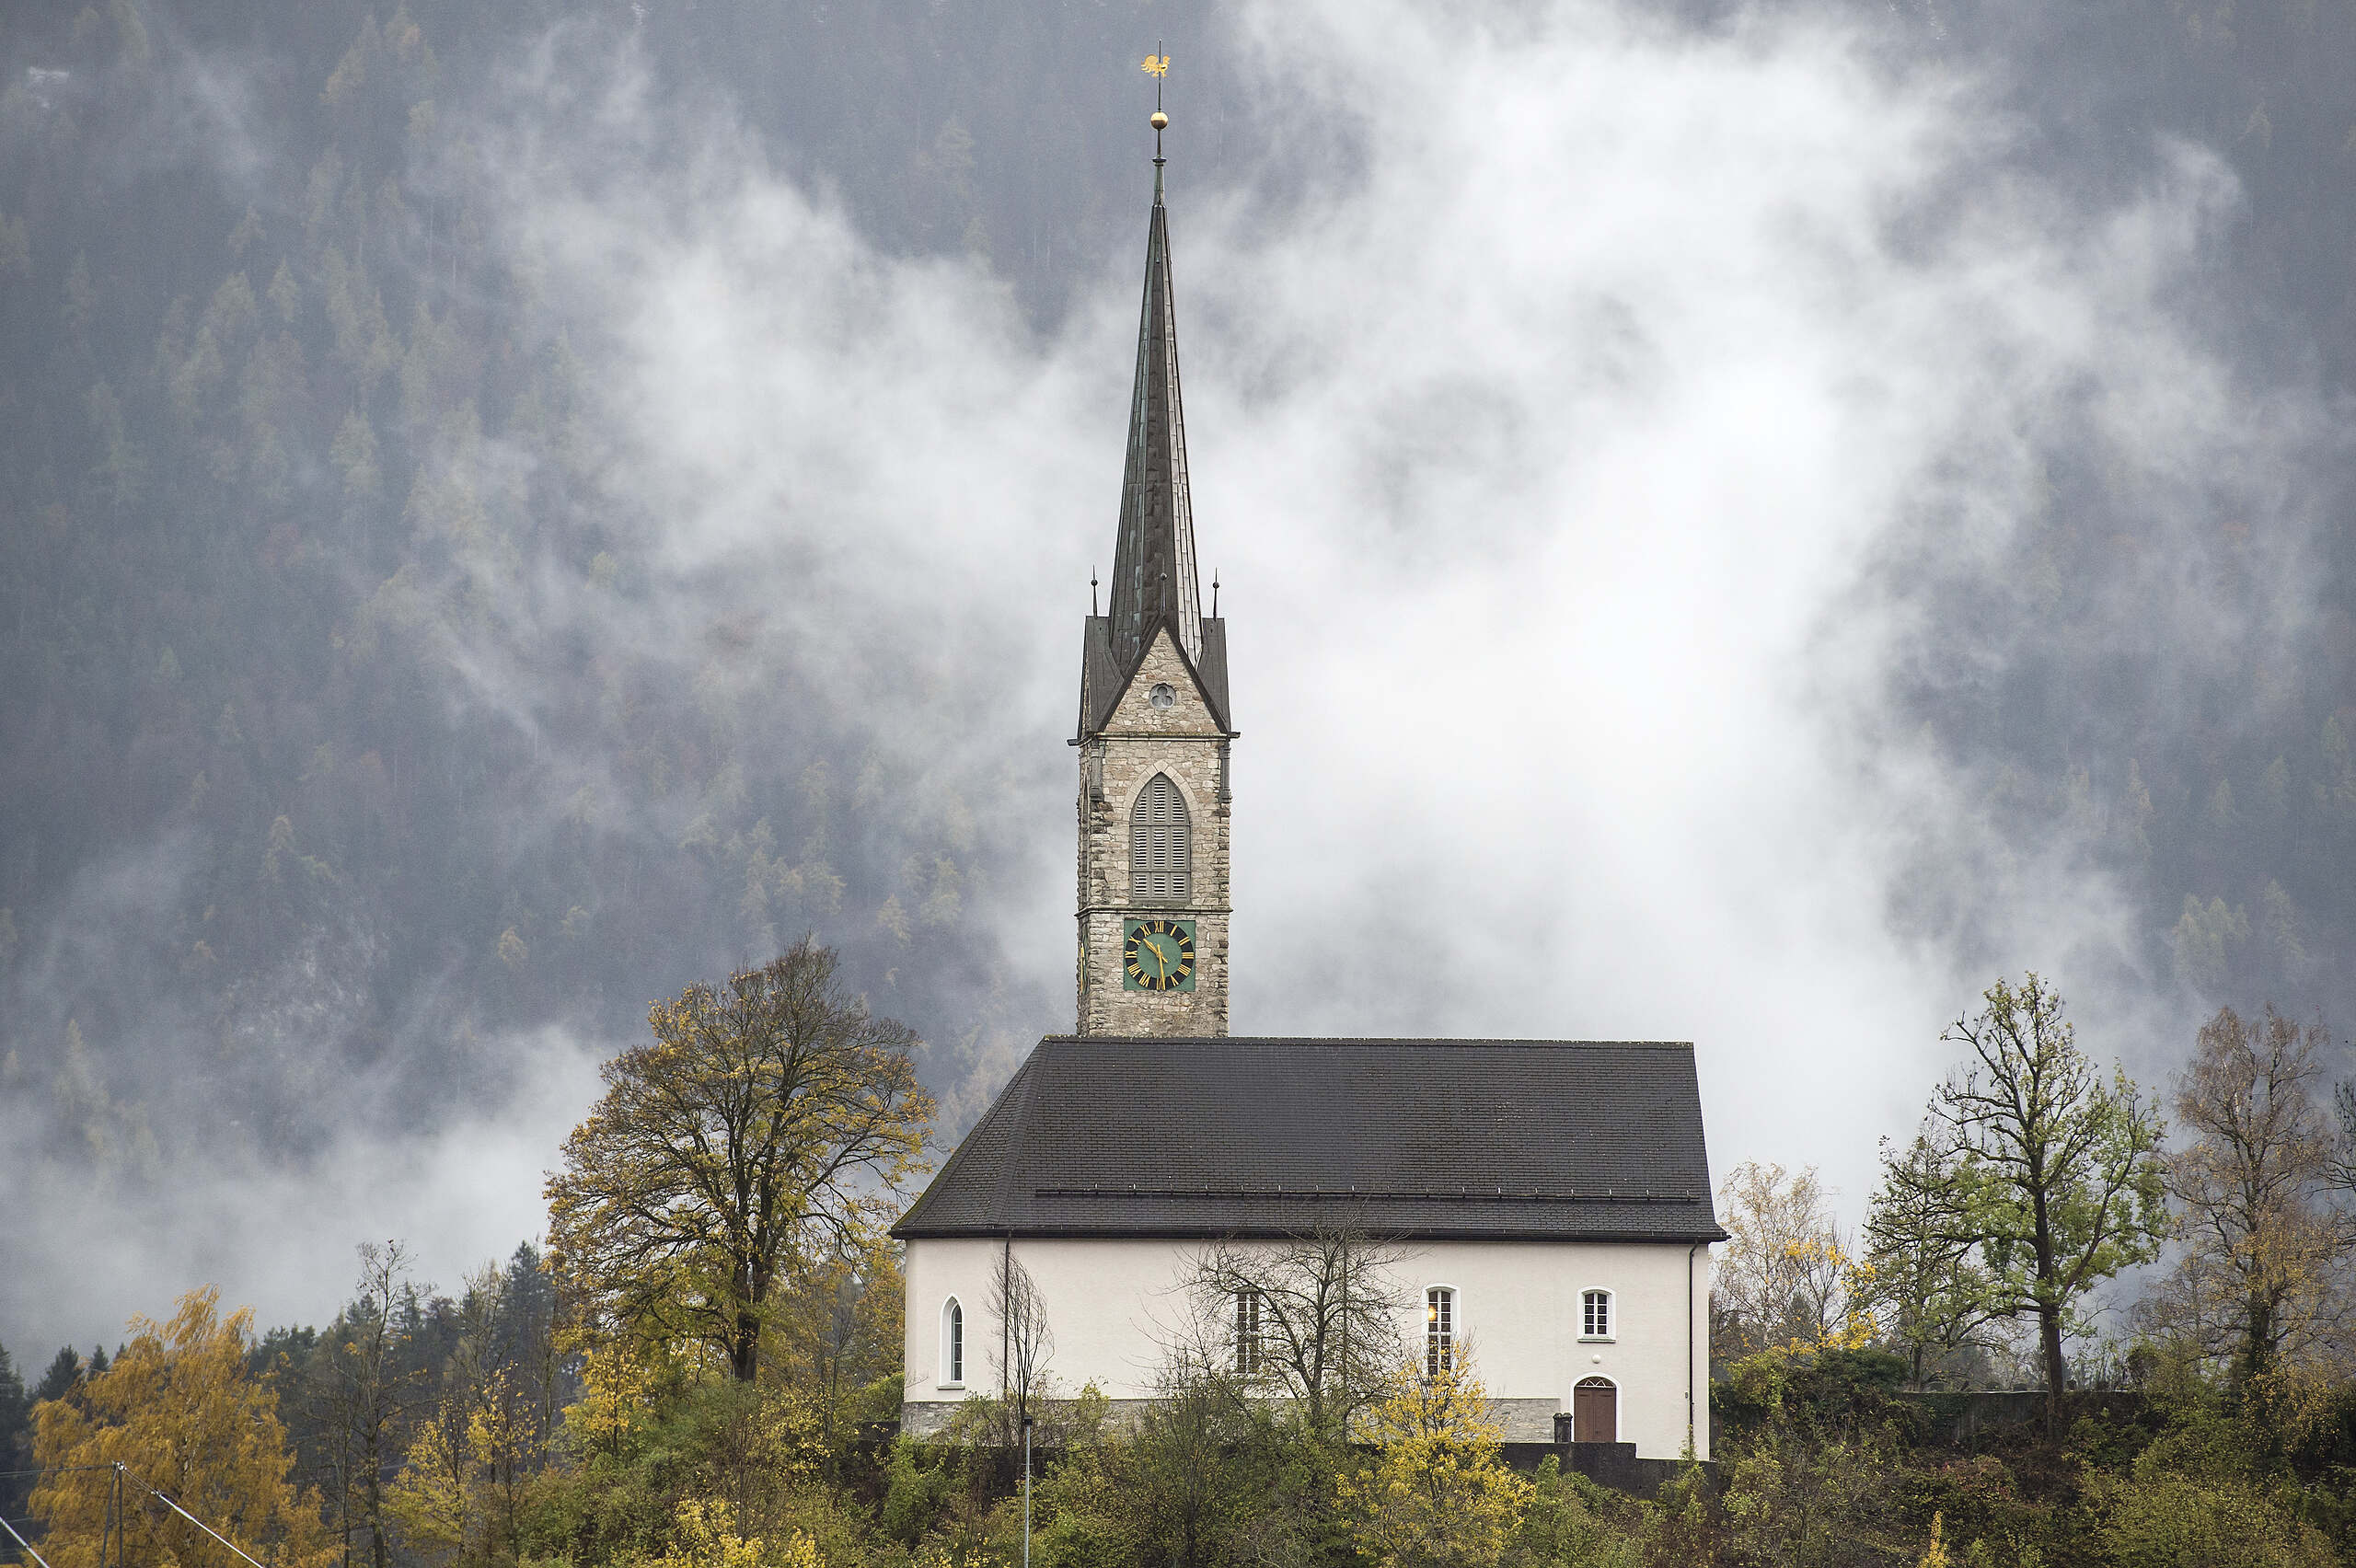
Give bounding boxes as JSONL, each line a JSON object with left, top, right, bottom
{"left": 941, "top": 1297, "right": 964, "bottom": 1387}
{"left": 1130, "top": 773, "right": 1192, "bottom": 905}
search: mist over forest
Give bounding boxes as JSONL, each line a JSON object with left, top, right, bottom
{"left": 4, "top": 0, "right": 2355, "bottom": 1354}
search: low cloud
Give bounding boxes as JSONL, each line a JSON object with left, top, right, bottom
{"left": 6, "top": 0, "right": 2333, "bottom": 1349}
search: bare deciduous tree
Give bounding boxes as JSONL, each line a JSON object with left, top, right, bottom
{"left": 984, "top": 1245, "right": 1057, "bottom": 1448}
{"left": 1713, "top": 1162, "right": 1865, "bottom": 1359}
{"left": 312, "top": 1241, "right": 425, "bottom": 1568}
{"left": 1184, "top": 1226, "right": 1408, "bottom": 1441}
{"left": 2147, "top": 1006, "right": 2348, "bottom": 1396}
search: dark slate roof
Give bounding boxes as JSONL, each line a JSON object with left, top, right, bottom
{"left": 1080, "top": 616, "right": 1122, "bottom": 736}
{"left": 1105, "top": 165, "right": 1204, "bottom": 677}
{"left": 893, "top": 1038, "right": 1725, "bottom": 1243}
{"left": 1195, "top": 618, "right": 1231, "bottom": 732}
{"left": 1079, "top": 614, "right": 1232, "bottom": 738}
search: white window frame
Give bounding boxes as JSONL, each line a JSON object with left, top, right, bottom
{"left": 1579, "top": 1288, "right": 1615, "bottom": 1343}
{"left": 1425, "top": 1285, "right": 1458, "bottom": 1378}
{"left": 1233, "top": 1289, "right": 1262, "bottom": 1376}
{"left": 1572, "top": 1373, "right": 1622, "bottom": 1443}
{"left": 940, "top": 1297, "right": 964, "bottom": 1389}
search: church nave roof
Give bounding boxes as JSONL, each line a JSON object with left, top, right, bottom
{"left": 893, "top": 1036, "right": 1726, "bottom": 1244}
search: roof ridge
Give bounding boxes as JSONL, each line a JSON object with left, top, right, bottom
{"left": 1037, "top": 1035, "right": 1697, "bottom": 1050}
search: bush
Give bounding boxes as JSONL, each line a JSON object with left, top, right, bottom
{"left": 1512, "top": 1457, "right": 1642, "bottom": 1568}
{"left": 880, "top": 1439, "right": 955, "bottom": 1546}
{"left": 2090, "top": 1470, "right": 2335, "bottom": 1568}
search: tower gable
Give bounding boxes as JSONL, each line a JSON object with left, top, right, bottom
{"left": 1102, "top": 626, "right": 1226, "bottom": 736}
{"left": 1081, "top": 616, "right": 1230, "bottom": 739}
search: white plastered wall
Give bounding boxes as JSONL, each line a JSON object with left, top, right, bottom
{"left": 903, "top": 1234, "right": 1713, "bottom": 1458}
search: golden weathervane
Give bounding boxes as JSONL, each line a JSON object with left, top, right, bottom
{"left": 1145, "top": 44, "right": 1172, "bottom": 133}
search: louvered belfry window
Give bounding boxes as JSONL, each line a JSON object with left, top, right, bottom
{"left": 1130, "top": 773, "right": 1191, "bottom": 905}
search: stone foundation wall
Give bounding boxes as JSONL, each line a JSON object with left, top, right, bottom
{"left": 903, "top": 1396, "right": 1565, "bottom": 1444}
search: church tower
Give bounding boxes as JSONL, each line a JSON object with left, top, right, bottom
{"left": 1074, "top": 117, "right": 1233, "bottom": 1037}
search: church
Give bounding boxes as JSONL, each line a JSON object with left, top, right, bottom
{"left": 892, "top": 117, "right": 1723, "bottom": 1460}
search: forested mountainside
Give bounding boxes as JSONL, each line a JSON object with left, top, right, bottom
{"left": 3, "top": 0, "right": 2356, "bottom": 1285}
{"left": 1886, "top": 0, "right": 2356, "bottom": 1003}
{"left": 0, "top": 0, "right": 1213, "bottom": 1175}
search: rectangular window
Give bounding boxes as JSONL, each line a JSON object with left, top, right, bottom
{"left": 1233, "top": 1290, "right": 1261, "bottom": 1375}
{"left": 1426, "top": 1287, "right": 1454, "bottom": 1377}
{"left": 1583, "top": 1290, "right": 1611, "bottom": 1339}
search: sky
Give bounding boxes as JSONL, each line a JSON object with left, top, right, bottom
{"left": 5, "top": 0, "right": 2341, "bottom": 1354}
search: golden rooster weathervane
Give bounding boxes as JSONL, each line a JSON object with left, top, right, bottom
{"left": 1141, "top": 43, "right": 1170, "bottom": 153}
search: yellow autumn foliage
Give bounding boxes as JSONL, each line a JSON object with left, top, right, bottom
{"left": 29, "top": 1286, "right": 334, "bottom": 1568}
{"left": 649, "top": 1498, "right": 821, "bottom": 1568}
{"left": 1336, "top": 1357, "right": 1531, "bottom": 1568}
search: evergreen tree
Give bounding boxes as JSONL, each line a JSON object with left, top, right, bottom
{"left": 0, "top": 1341, "right": 29, "bottom": 1527}
{"left": 31, "top": 1350, "right": 80, "bottom": 1406}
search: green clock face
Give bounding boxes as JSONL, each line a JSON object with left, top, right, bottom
{"left": 1123, "top": 917, "right": 1196, "bottom": 992}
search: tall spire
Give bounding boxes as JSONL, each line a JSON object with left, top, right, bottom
{"left": 1107, "top": 92, "right": 1202, "bottom": 673}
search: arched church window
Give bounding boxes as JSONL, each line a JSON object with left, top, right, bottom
{"left": 1130, "top": 774, "right": 1191, "bottom": 905}
{"left": 1426, "top": 1286, "right": 1456, "bottom": 1377}
{"left": 941, "top": 1297, "right": 964, "bottom": 1386}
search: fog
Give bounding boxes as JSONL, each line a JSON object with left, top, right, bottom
{"left": 1, "top": 0, "right": 2347, "bottom": 1354}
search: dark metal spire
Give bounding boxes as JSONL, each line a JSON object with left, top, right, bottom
{"left": 1107, "top": 107, "right": 1202, "bottom": 672}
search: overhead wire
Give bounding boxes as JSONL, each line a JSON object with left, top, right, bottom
{"left": 121, "top": 1471, "right": 274, "bottom": 1568}
{"left": 0, "top": 1510, "right": 56, "bottom": 1568}
{"left": 0, "top": 1463, "right": 275, "bottom": 1568}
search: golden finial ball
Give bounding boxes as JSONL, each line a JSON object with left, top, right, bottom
{"left": 1150, "top": 110, "right": 1169, "bottom": 131}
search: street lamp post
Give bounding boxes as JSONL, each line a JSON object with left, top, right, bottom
{"left": 1022, "top": 1412, "right": 1034, "bottom": 1568}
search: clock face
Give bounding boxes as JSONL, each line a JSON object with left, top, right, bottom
{"left": 1123, "top": 917, "right": 1196, "bottom": 991}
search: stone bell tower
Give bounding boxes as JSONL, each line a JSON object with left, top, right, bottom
{"left": 1073, "top": 118, "right": 1233, "bottom": 1038}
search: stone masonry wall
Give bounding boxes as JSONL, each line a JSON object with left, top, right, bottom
{"left": 1076, "top": 628, "right": 1230, "bottom": 1036}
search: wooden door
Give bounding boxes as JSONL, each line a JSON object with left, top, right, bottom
{"left": 1573, "top": 1378, "right": 1617, "bottom": 1443}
